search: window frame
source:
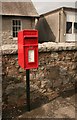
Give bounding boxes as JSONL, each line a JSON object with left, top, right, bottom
{"left": 11, "top": 19, "right": 22, "bottom": 40}
{"left": 66, "top": 21, "right": 77, "bottom": 35}
{"left": 74, "top": 22, "right": 77, "bottom": 34}
{"left": 66, "top": 21, "right": 72, "bottom": 34}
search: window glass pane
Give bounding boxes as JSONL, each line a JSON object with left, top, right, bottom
{"left": 19, "top": 21, "right": 21, "bottom": 25}
{"left": 16, "top": 27, "right": 18, "bottom": 32}
{"left": 17, "top": 20, "right": 19, "bottom": 25}
{"left": 16, "top": 20, "right": 17, "bottom": 25}
{"left": 13, "top": 20, "right": 14, "bottom": 25}
{"left": 13, "top": 20, "right": 16, "bottom": 25}
{"left": 12, "top": 20, "right": 21, "bottom": 37}
{"left": 17, "top": 27, "right": 20, "bottom": 31}
{"left": 16, "top": 32, "right": 18, "bottom": 37}
{"left": 66, "top": 22, "right": 72, "bottom": 34}
{"left": 74, "top": 22, "right": 77, "bottom": 33}
{"left": 13, "top": 27, "right": 16, "bottom": 31}
{"left": 13, "top": 32, "right": 15, "bottom": 37}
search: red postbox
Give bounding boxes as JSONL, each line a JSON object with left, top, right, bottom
{"left": 18, "top": 29, "right": 38, "bottom": 69}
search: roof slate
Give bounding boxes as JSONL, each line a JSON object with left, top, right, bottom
{"left": 0, "top": 1, "right": 39, "bottom": 17}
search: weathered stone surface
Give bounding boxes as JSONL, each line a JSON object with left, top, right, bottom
{"left": 1, "top": 42, "right": 77, "bottom": 55}
{"left": 2, "top": 42, "right": 77, "bottom": 108}
{"left": 19, "top": 67, "right": 25, "bottom": 73}
{"left": 41, "top": 80, "right": 47, "bottom": 89}
{"left": 2, "top": 43, "right": 77, "bottom": 117}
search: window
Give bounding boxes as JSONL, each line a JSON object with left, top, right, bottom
{"left": 12, "top": 20, "right": 21, "bottom": 38}
{"left": 74, "top": 22, "right": 77, "bottom": 33}
{"left": 66, "top": 22, "right": 72, "bottom": 34}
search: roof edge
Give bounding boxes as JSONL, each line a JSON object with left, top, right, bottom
{"left": 0, "top": 14, "right": 40, "bottom": 17}
{"left": 40, "top": 7, "right": 77, "bottom": 17}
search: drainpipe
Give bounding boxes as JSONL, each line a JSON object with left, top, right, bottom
{"left": 35, "top": 18, "right": 39, "bottom": 28}
{"left": 62, "top": 8, "right": 66, "bottom": 42}
{"left": 59, "top": 12, "right": 61, "bottom": 42}
{"left": 59, "top": 8, "right": 66, "bottom": 42}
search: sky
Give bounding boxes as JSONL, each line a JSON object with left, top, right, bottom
{"left": 31, "top": 0, "right": 77, "bottom": 14}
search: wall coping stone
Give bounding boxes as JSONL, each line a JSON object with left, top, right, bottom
{"left": 1, "top": 42, "right": 77, "bottom": 55}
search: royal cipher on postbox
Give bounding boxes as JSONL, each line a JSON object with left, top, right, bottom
{"left": 18, "top": 29, "right": 38, "bottom": 69}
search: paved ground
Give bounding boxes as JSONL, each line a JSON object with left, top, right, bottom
{"left": 3, "top": 79, "right": 76, "bottom": 119}
{"left": 17, "top": 88, "right": 76, "bottom": 119}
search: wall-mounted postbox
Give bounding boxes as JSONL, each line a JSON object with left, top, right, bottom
{"left": 18, "top": 29, "right": 38, "bottom": 69}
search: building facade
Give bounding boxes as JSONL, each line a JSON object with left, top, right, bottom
{"left": 0, "top": 2, "right": 39, "bottom": 45}
{"left": 36, "top": 7, "right": 77, "bottom": 43}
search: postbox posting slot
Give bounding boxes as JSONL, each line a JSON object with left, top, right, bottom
{"left": 24, "top": 36, "right": 38, "bottom": 39}
{"left": 29, "top": 46, "right": 33, "bottom": 49}
{"left": 23, "top": 44, "right": 38, "bottom": 47}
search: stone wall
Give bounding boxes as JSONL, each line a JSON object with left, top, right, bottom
{"left": 2, "top": 42, "right": 77, "bottom": 92}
